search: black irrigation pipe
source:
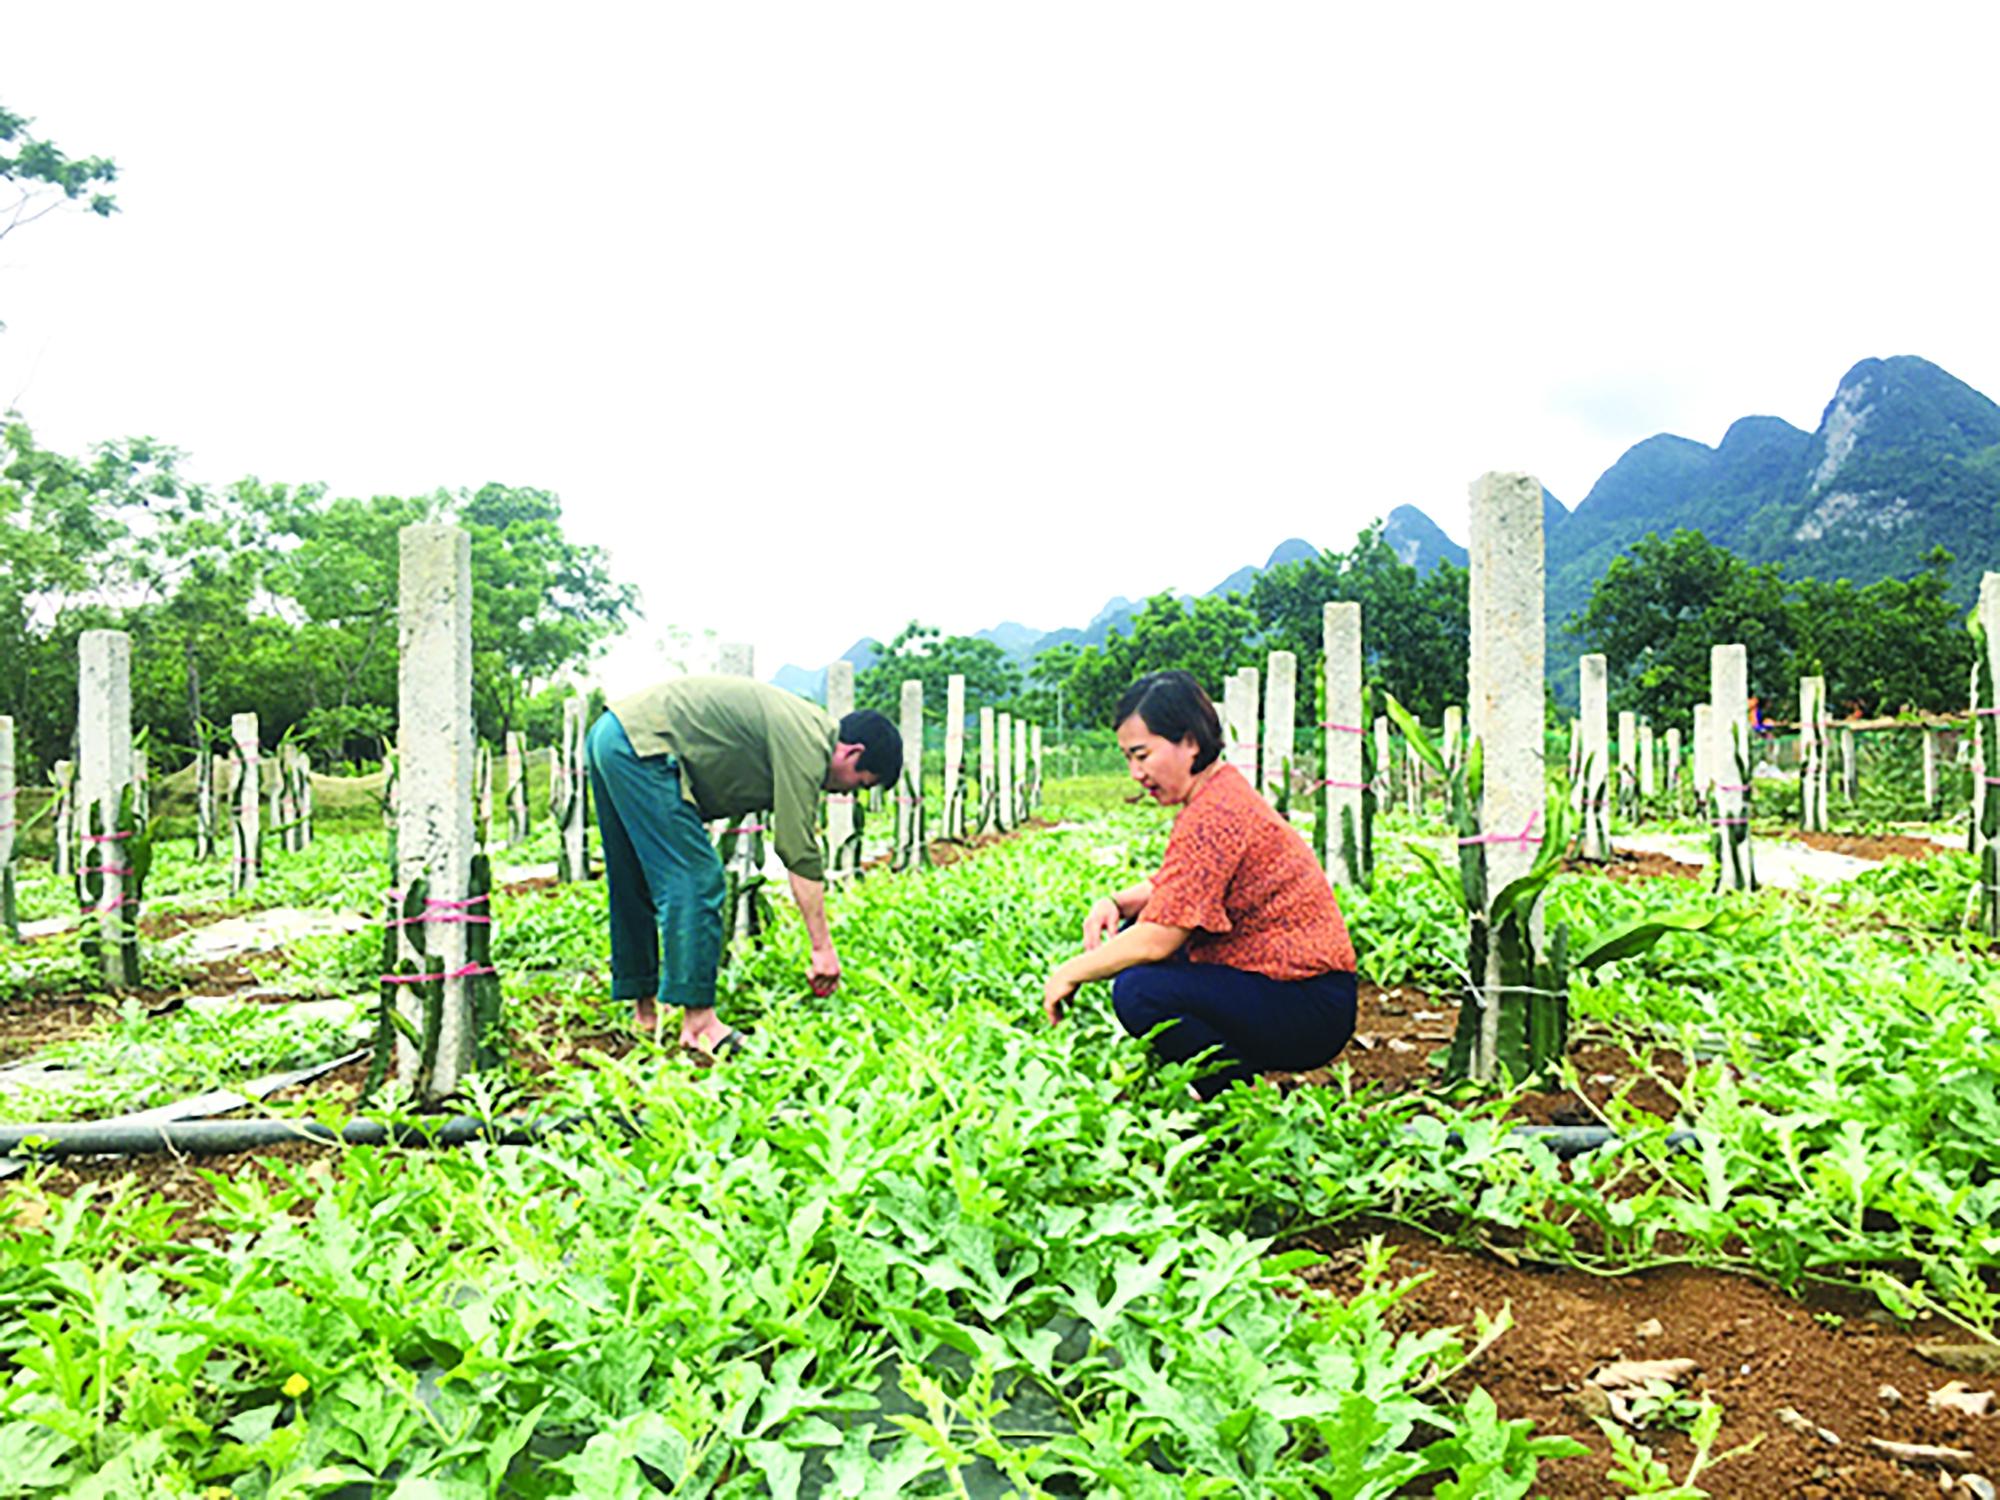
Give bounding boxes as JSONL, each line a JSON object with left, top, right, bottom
{"left": 0, "top": 1112, "right": 1693, "bottom": 1162}
{"left": 0, "top": 1112, "right": 580, "bottom": 1159}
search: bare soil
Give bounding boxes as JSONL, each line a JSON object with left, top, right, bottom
{"left": 1563, "top": 847, "right": 1706, "bottom": 883}
{"left": 1302, "top": 1224, "right": 2000, "bottom": 1498}
{"left": 1789, "top": 830, "right": 1952, "bottom": 862}
{"left": 1276, "top": 981, "right": 1687, "bottom": 1127}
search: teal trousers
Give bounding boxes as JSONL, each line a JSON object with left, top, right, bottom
{"left": 585, "top": 712, "right": 724, "bottom": 1007}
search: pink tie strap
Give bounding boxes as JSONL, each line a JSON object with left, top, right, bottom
{"left": 382, "top": 962, "right": 497, "bottom": 985}
{"left": 1458, "top": 811, "right": 1544, "bottom": 848}
{"left": 1318, "top": 722, "right": 1366, "bottom": 734}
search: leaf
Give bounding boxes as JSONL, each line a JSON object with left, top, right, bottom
{"left": 0, "top": 1420, "right": 77, "bottom": 1493}
{"left": 1572, "top": 910, "right": 1731, "bottom": 971}
{"left": 1383, "top": 694, "right": 1447, "bottom": 777}
{"left": 1406, "top": 840, "right": 1469, "bottom": 908}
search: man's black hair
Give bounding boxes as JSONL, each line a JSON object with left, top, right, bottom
{"left": 839, "top": 709, "right": 903, "bottom": 788}
{"left": 1112, "top": 671, "right": 1222, "bottom": 772}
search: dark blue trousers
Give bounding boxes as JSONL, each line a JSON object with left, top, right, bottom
{"left": 1112, "top": 960, "right": 1357, "bottom": 1099}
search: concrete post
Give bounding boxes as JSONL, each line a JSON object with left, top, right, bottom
{"left": 1637, "top": 721, "right": 1657, "bottom": 805}
{"left": 1372, "top": 716, "right": 1393, "bottom": 805}
{"left": 1566, "top": 718, "right": 1583, "bottom": 825}
{"left": 997, "top": 711, "right": 1015, "bottom": 832}
{"left": 1321, "top": 601, "right": 1365, "bottom": 886}
{"left": 554, "top": 697, "right": 590, "bottom": 881}
{"left": 0, "top": 716, "right": 15, "bottom": 941}
{"left": 1030, "top": 723, "right": 1043, "bottom": 813}
{"left": 476, "top": 743, "right": 495, "bottom": 840}
{"left": 1013, "top": 716, "right": 1029, "bottom": 825}
{"left": 1262, "top": 650, "right": 1296, "bottom": 808}
{"left": 1799, "top": 676, "right": 1828, "bottom": 832}
{"left": 943, "top": 674, "right": 966, "bottom": 839}
{"left": 978, "top": 706, "right": 996, "bottom": 834}
{"left": 230, "top": 715, "right": 260, "bottom": 894}
{"left": 505, "top": 731, "right": 529, "bottom": 844}
{"left": 1710, "top": 643, "right": 1755, "bottom": 892}
{"left": 896, "top": 679, "right": 925, "bottom": 868}
{"left": 1922, "top": 727, "right": 1939, "bottom": 816}
{"left": 1973, "top": 573, "right": 2000, "bottom": 904}
{"left": 78, "top": 630, "right": 137, "bottom": 985}
{"left": 1443, "top": 704, "right": 1464, "bottom": 775}
{"left": 194, "top": 739, "right": 216, "bottom": 861}
{"left": 52, "top": 760, "right": 74, "bottom": 878}
{"left": 1224, "top": 668, "right": 1259, "bottom": 779}
{"left": 1839, "top": 726, "right": 1858, "bottom": 804}
{"left": 826, "top": 661, "right": 859, "bottom": 873}
{"left": 1466, "top": 472, "right": 1547, "bottom": 1082}
{"left": 394, "top": 523, "right": 480, "bottom": 1097}
{"left": 1666, "top": 725, "right": 1683, "bottom": 807}
{"left": 1691, "top": 705, "right": 1715, "bottom": 810}
{"left": 1616, "top": 709, "right": 1637, "bottom": 826}
{"left": 268, "top": 748, "right": 288, "bottom": 855}
{"left": 718, "top": 642, "right": 755, "bottom": 678}
{"left": 1579, "top": 655, "right": 1610, "bottom": 860}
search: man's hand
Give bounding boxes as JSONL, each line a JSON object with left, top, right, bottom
{"left": 1043, "top": 968, "right": 1078, "bottom": 1025}
{"left": 1082, "top": 897, "right": 1122, "bottom": 951}
{"left": 808, "top": 944, "right": 842, "bottom": 998}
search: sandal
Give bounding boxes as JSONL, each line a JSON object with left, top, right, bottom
{"left": 682, "top": 1027, "right": 749, "bottom": 1063}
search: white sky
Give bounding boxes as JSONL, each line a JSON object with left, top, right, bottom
{"left": 7, "top": 3, "right": 2000, "bottom": 693}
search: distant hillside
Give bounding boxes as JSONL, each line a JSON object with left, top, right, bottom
{"left": 1380, "top": 355, "right": 2000, "bottom": 643}
{"left": 1383, "top": 505, "right": 1468, "bottom": 572}
{"left": 769, "top": 637, "right": 880, "bottom": 703}
{"left": 772, "top": 538, "right": 1331, "bottom": 690}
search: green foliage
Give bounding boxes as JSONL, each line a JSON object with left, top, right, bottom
{"left": 1570, "top": 529, "right": 1973, "bottom": 721}
{"left": 1250, "top": 522, "right": 1469, "bottom": 721}
{"left": 855, "top": 622, "right": 1021, "bottom": 723}
{"left": 0, "top": 422, "right": 634, "bottom": 779}
{"left": 0, "top": 102, "right": 117, "bottom": 240}
{"left": 1047, "top": 590, "right": 1263, "bottom": 729}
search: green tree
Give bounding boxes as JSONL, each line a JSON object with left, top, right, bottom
{"left": 855, "top": 623, "right": 1023, "bottom": 724}
{"left": 1791, "top": 547, "right": 1971, "bottom": 716}
{"left": 1, "top": 102, "right": 116, "bottom": 241}
{"left": 459, "top": 483, "right": 636, "bottom": 742}
{"left": 1248, "top": 523, "right": 1469, "bottom": 721}
{"left": 1566, "top": 529, "right": 1795, "bottom": 721}
{"left": 1052, "top": 592, "right": 1261, "bottom": 729}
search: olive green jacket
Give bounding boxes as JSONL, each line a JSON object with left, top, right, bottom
{"left": 609, "top": 676, "right": 836, "bottom": 882}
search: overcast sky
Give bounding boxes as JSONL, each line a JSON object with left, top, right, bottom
{"left": 7, "top": 4, "right": 1999, "bottom": 693}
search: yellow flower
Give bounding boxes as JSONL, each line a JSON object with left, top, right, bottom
{"left": 282, "top": 1373, "right": 311, "bottom": 1400}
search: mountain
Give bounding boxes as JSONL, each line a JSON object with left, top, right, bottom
{"left": 1371, "top": 356, "right": 1998, "bottom": 646}
{"left": 769, "top": 637, "right": 881, "bottom": 703}
{"left": 775, "top": 356, "right": 2000, "bottom": 700}
{"left": 772, "top": 540, "right": 1330, "bottom": 690}
{"left": 1206, "top": 538, "right": 1321, "bottom": 598}
{"left": 973, "top": 621, "right": 1046, "bottom": 658}
{"left": 1535, "top": 355, "right": 2000, "bottom": 630}
{"left": 1382, "top": 505, "right": 1469, "bottom": 572}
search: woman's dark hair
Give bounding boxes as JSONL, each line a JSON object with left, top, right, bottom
{"left": 838, "top": 710, "right": 903, "bottom": 788}
{"left": 1112, "top": 671, "right": 1222, "bottom": 772}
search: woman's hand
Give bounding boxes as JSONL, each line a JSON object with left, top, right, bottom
{"left": 1043, "top": 966, "right": 1079, "bottom": 1025}
{"left": 1081, "top": 896, "right": 1122, "bottom": 951}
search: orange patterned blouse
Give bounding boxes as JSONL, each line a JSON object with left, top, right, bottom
{"left": 1138, "top": 763, "right": 1356, "bottom": 981}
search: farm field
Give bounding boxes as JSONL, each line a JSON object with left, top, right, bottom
{"left": 1, "top": 778, "right": 1996, "bottom": 1497}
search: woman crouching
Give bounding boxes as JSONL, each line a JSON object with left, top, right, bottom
{"left": 1042, "top": 670, "right": 1357, "bottom": 1099}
